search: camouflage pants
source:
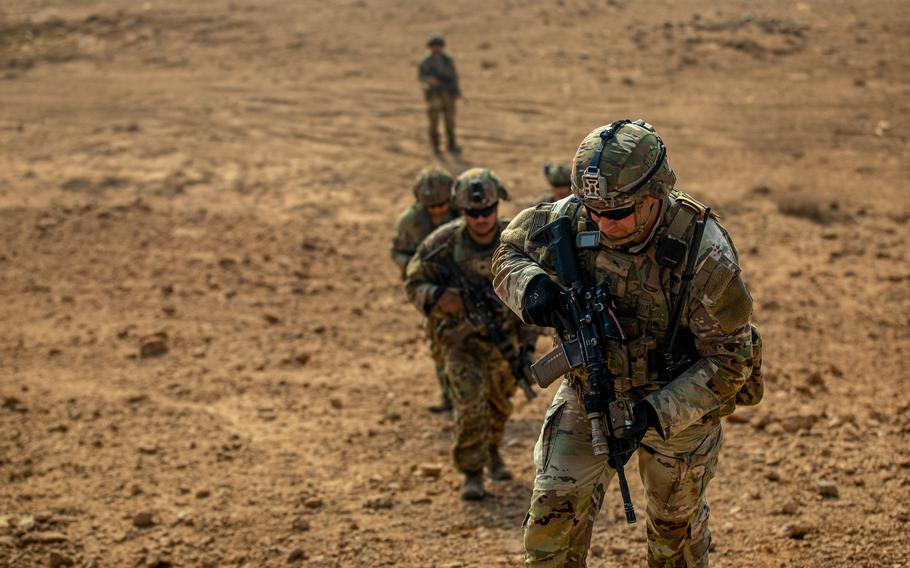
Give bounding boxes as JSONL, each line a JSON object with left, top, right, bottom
{"left": 426, "top": 93, "right": 456, "bottom": 148}
{"left": 426, "top": 319, "right": 448, "bottom": 401}
{"left": 524, "top": 382, "right": 722, "bottom": 567}
{"left": 443, "top": 341, "right": 516, "bottom": 473}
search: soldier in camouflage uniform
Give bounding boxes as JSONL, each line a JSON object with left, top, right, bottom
{"left": 393, "top": 166, "right": 460, "bottom": 412}
{"left": 492, "top": 120, "right": 762, "bottom": 566}
{"left": 418, "top": 34, "right": 461, "bottom": 154}
{"left": 406, "top": 168, "right": 523, "bottom": 500}
{"left": 534, "top": 162, "right": 573, "bottom": 204}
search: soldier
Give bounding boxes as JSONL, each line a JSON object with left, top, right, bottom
{"left": 405, "top": 168, "right": 523, "bottom": 500}
{"left": 418, "top": 34, "right": 461, "bottom": 155}
{"left": 535, "top": 162, "right": 573, "bottom": 204}
{"left": 492, "top": 120, "right": 762, "bottom": 566}
{"left": 392, "top": 166, "right": 460, "bottom": 413}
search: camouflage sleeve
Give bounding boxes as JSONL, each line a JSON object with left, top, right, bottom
{"left": 417, "top": 57, "right": 434, "bottom": 88}
{"left": 391, "top": 211, "right": 419, "bottom": 277}
{"left": 492, "top": 207, "right": 550, "bottom": 321}
{"left": 404, "top": 228, "right": 449, "bottom": 315}
{"left": 645, "top": 223, "right": 754, "bottom": 439}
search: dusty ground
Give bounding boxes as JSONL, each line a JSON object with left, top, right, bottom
{"left": 1, "top": 0, "right": 909, "bottom": 566}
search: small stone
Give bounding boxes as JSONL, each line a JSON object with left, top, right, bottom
{"left": 139, "top": 333, "right": 168, "bottom": 358}
{"left": 49, "top": 552, "right": 75, "bottom": 567}
{"left": 263, "top": 313, "right": 281, "bottom": 325}
{"left": 329, "top": 398, "right": 343, "bottom": 410}
{"left": 589, "top": 544, "right": 605, "bottom": 557}
{"left": 610, "top": 545, "right": 627, "bottom": 555}
{"left": 18, "top": 515, "right": 36, "bottom": 531}
{"left": 195, "top": 489, "right": 211, "bottom": 499}
{"left": 138, "top": 443, "right": 159, "bottom": 455}
{"left": 292, "top": 517, "right": 310, "bottom": 532}
{"left": 293, "top": 353, "right": 311, "bottom": 366}
{"left": 874, "top": 120, "right": 891, "bottom": 137}
{"left": 817, "top": 480, "right": 839, "bottom": 499}
{"left": 780, "top": 414, "right": 819, "bottom": 433}
{"left": 780, "top": 499, "right": 800, "bottom": 515}
{"left": 363, "top": 494, "right": 395, "bottom": 510}
{"left": 23, "top": 531, "right": 68, "bottom": 543}
{"left": 417, "top": 463, "right": 443, "bottom": 478}
{"left": 287, "top": 548, "right": 308, "bottom": 563}
{"left": 782, "top": 522, "right": 814, "bottom": 539}
{"left": 132, "top": 511, "right": 156, "bottom": 528}
{"left": 806, "top": 371, "right": 825, "bottom": 386}
{"left": 1, "top": 396, "right": 27, "bottom": 413}
{"left": 304, "top": 497, "right": 323, "bottom": 509}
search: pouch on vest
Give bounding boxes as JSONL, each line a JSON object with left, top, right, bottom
{"left": 734, "top": 324, "right": 763, "bottom": 406}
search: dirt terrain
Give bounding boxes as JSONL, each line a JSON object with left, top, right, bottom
{"left": 1, "top": 0, "right": 908, "bottom": 566}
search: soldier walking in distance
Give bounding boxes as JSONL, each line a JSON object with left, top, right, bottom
{"left": 418, "top": 34, "right": 461, "bottom": 155}
{"left": 392, "top": 166, "right": 460, "bottom": 413}
{"left": 535, "top": 162, "right": 573, "bottom": 204}
{"left": 492, "top": 120, "right": 763, "bottom": 566}
{"left": 406, "top": 168, "right": 527, "bottom": 500}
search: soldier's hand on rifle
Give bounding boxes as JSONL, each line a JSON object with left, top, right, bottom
{"left": 522, "top": 276, "right": 567, "bottom": 331}
{"left": 436, "top": 288, "right": 464, "bottom": 316}
{"left": 624, "top": 402, "right": 659, "bottom": 445}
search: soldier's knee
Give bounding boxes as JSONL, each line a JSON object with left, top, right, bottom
{"left": 523, "top": 490, "right": 578, "bottom": 556}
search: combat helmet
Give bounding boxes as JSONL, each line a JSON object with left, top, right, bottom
{"left": 544, "top": 162, "right": 572, "bottom": 187}
{"left": 427, "top": 34, "right": 445, "bottom": 48}
{"left": 571, "top": 119, "right": 676, "bottom": 246}
{"left": 412, "top": 166, "right": 454, "bottom": 207}
{"left": 451, "top": 167, "right": 509, "bottom": 211}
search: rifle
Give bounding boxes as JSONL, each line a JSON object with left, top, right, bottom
{"left": 423, "top": 243, "right": 537, "bottom": 401}
{"left": 529, "top": 216, "right": 637, "bottom": 524}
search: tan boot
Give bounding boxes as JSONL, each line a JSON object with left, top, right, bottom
{"left": 460, "top": 471, "right": 485, "bottom": 501}
{"left": 488, "top": 446, "right": 513, "bottom": 481}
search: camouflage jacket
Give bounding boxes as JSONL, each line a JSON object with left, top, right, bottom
{"left": 492, "top": 193, "right": 755, "bottom": 439}
{"left": 391, "top": 203, "right": 459, "bottom": 278}
{"left": 406, "top": 218, "right": 524, "bottom": 352}
{"left": 417, "top": 52, "right": 461, "bottom": 98}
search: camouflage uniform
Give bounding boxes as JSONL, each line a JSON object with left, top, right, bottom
{"left": 533, "top": 162, "right": 573, "bottom": 205}
{"left": 392, "top": 203, "right": 459, "bottom": 277}
{"left": 392, "top": 202, "right": 459, "bottom": 400}
{"left": 406, "top": 216, "right": 521, "bottom": 474}
{"left": 393, "top": 167, "right": 459, "bottom": 410}
{"left": 492, "top": 120, "right": 758, "bottom": 566}
{"left": 418, "top": 43, "right": 461, "bottom": 151}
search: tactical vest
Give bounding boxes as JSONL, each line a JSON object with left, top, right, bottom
{"left": 531, "top": 192, "right": 763, "bottom": 407}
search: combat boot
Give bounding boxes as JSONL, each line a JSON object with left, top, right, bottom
{"left": 460, "top": 471, "right": 485, "bottom": 501}
{"left": 428, "top": 392, "right": 452, "bottom": 414}
{"left": 447, "top": 139, "right": 462, "bottom": 155}
{"left": 488, "top": 446, "right": 513, "bottom": 481}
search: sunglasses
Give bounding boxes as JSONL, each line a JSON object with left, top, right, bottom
{"left": 587, "top": 204, "right": 636, "bottom": 221}
{"left": 464, "top": 203, "right": 498, "bottom": 218}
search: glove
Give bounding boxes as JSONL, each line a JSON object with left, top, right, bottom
{"left": 522, "top": 276, "right": 565, "bottom": 330}
{"left": 435, "top": 288, "right": 464, "bottom": 316}
{"left": 624, "top": 402, "right": 658, "bottom": 445}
